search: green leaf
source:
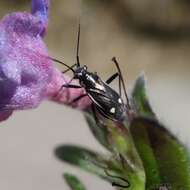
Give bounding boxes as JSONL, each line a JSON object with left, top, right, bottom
{"left": 54, "top": 145, "right": 121, "bottom": 182}
{"left": 55, "top": 145, "right": 145, "bottom": 190}
{"left": 132, "top": 74, "right": 155, "bottom": 117}
{"left": 130, "top": 117, "right": 190, "bottom": 190}
{"left": 85, "top": 109, "right": 144, "bottom": 173}
{"left": 108, "top": 122, "right": 146, "bottom": 190}
{"left": 85, "top": 107, "right": 146, "bottom": 190}
{"left": 84, "top": 112, "right": 112, "bottom": 151}
{"left": 64, "top": 173, "right": 87, "bottom": 190}
{"left": 130, "top": 118, "right": 161, "bottom": 189}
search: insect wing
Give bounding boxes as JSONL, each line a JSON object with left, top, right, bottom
{"left": 87, "top": 82, "right": 126, "bottom": 121}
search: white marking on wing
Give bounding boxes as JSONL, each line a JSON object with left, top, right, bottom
{"left": 110, "top": 107, "right": 116, "bottom": 114}
{"left": 118, "top": 98, "right": 122, "bottom": 104}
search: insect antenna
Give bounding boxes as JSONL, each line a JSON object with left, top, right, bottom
{"left": 62, "top": 64, "right": 77, "bottom": 74}
{"left": 50, "top": 57, "right": 75, "bottom": 73}
{"left": 32, "top": 51, "right": 75, "bottom": 73}
{"left": 112, "top": 57, "right": 131, "bottom": 110}
{"left": 76, "top": 23, "right": 81, "bottom": 67}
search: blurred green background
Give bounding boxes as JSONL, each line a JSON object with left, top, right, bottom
{"left": 0, "top": 1, "right": 190, "bottom": 190}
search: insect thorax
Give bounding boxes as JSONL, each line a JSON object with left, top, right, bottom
{"left": 78, "top": 72, "right": 102, "bottom": 89}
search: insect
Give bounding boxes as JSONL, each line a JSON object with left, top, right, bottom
{"left": 51, "top": 24, "right": 130, "bottom": 122}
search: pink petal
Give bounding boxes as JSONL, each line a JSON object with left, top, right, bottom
{"left": 0, "top": 111, "right": 13, "bottom": 122}
{"left": 46, "top": 68, "right": 92, "bottom": 110}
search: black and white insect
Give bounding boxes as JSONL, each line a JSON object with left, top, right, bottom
{"left": 51, "top": 24, "right": 130, "bottom": 122}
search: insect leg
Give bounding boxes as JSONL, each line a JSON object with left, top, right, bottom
{"left": 61, "top": 84, "right": 82, "bottom": 88}
{"left": 91, "top": 104, "right": 100, "bottom": 125}
{"left": 106, "top": 73, "right": 119, "bottom": 84}
{"left": 111, "top": 57, "right": 130, "bottom": 109}
{"left": 54, "top": 78, "right": 76, "bottom": 98}
{"left": 104, "top": 170, "right": 130, "bottom": 188}
{"left": 69, "top": 94, "right": 88, "bottom": 104}
{"left": 106, "top": 72, "right": 122, "bottom": 96}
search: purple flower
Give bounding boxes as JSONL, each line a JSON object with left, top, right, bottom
{"left": 31, "top": 0, "right": 50, "bottom": 36}
{"left": 0, "top": 0, "right": 91, "bottom": 122}
{"left": 46, "top": 68, "right": 91, "bottom": 110}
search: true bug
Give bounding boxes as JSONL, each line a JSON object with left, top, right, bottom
{"left": 51, "top": 24, "right": 130, "bottom": 122}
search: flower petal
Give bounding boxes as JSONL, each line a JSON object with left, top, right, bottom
{"left": 0, "top": 111, "right": 13, "bottom": 122}
{"left": 1, "top": 60, "right": 21, "bottom": 84}
{"left": 31, "top": 0, "right": 50, "bottom": 36}
{"left": 0, "top": 9, "right": 53, "bottom": 114}
{"left": 46, "top": 68, "right": 91, "bottom": 110}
